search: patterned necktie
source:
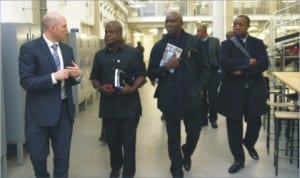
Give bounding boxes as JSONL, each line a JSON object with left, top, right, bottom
{"left": 51, "top": 44, "right": 61, "bottom": 70}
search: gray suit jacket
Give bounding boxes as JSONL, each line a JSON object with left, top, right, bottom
{"left": 207, "top": 37, "right": 220, "bottom": 68}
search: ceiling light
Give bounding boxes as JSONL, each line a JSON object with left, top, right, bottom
{"left": 149, "top": 28, "right": 158, "bottom": 34}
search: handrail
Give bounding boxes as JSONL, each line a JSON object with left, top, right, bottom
{"left": 273, "top": 2, "right": 300, "bottom": 15}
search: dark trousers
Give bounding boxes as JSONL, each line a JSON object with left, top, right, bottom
{"left": 25, "top": 100, "right": 73, "bottom": 178}
{"left": 164, "top": 112, "right": 202, "bottom": 177}
{"left": 226, "top": 116, "right": 261, "bottom": 163}
{"left": 100, "top": 119, "right": 107, "bottom": 139}
{"left": 105, "top": 116, "right": 140, "bottom": 178}
{"left": 201, "top": 69, "right": 221, "bottom": 124}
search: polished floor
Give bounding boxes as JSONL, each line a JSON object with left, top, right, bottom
{"left": 7, "top": 82, "right": 299, "bottom": 178}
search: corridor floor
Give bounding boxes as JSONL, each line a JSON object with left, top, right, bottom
{"left": 7, "top": 82, "right": 299, "bottom": 178}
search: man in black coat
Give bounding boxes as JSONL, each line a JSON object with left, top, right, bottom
{"left": 217, "top": 15, "right": 269, "bottom": 174}
{"left": 148, "top": 11, "right": 210, "bottom": 178}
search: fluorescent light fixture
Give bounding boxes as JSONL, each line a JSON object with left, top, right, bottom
{"left": 149, "top": 28, "right": 158, "bottom": 34}
{"left": 280, "top": 26, "right": 299, "bottom": 30}
{"left": 129, "top": 4, "right": 144, "bottom": 8}
{"left": 134, "top": 32, "right": 143, "bottom": 37}
{"left": 248, "top": 26, "right": 258, "bottom": 32}
{"left": 282, "top": 0, "right": 296, "bottom": 3}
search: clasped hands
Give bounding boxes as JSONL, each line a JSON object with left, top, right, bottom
{"left": 54, "top": 61, "right": 81, "bottom": 80}
{"left": 98, "top": 81, "right": 135, "bottom": 95}
{"left": 230, "top": 58, "right": 257, "bottom": 75}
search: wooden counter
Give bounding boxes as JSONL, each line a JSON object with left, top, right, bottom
{"left": 272, "top": 72, "right": 300, "bottom": 93}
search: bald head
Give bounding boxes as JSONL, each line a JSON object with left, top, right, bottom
{"left": 165, "top": 11, "right": 183, "bottom": 36}
{"left": 42, "top": 12, "right": 68, "bottom": 42}
{"left": 104, "top": 20, "right": 124, "bottom": 48}
{"left": 42, "top": 12, "right": 65, "bottom": 32}
{"left": 165, "top": 11, "right": 183, "bottom": 23}
{"left": 105, "top": 21, "right": 123, "bottom": 35}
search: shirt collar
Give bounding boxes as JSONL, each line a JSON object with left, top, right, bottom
{"left": 43, "top": 34, "right": 58, "bottom": 48}
{"left": 202, "top": 37, "right": 208, "bottom": 42}
{"left": 106, "top": 43, "right": 124, "bottom": 52}
{"left": 241, "top": 35, "right": 248, "bottom": 43}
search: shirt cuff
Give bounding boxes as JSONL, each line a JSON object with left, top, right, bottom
{"left": 51, "top": 73, "right": 58, "bottom": 84}
{"left": 74, "top": 72, "right": 82, "bottom": 82}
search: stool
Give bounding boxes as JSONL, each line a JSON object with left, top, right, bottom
{"left": 266, "top": 101, "right": 296, "bottom": 154}
{"left": 262, "top": 89, "right": 280, "bottom": 131}
{"left": 274, "top": 111, "right": 299, "bottom": 176}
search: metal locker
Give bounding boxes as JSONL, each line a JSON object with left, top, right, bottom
{"left": 1, "top": 23, "right": 40, "bottom": 165}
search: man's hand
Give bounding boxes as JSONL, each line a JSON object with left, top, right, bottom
{"left": 54, "top": 69, "right": 70, "bottom": 80}
{"left": 97, "top": 84, "right": 115, "bottom": 95}
{"left": 117, "top": 81, "right": 135, "bottom": 95}
{"left": 164, "top": 54, "right": 180, "bottom": 70}
{"left": 66, "top": 61, "right": 81, "bottom": 78}
{"left": 230, "top": 70, "right": 242, "bottom": 75}
{"left": 249, "top": 58, "right": 257, "bottom": 66}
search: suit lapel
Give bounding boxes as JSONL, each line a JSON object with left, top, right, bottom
{"left": 59, "top": 43, "right": 70, "bottom": 67}
{"left": 245, "top": 36, "right": 253, "bottom": 55}
{"left": 207, "top": 38, "right": 214, "bottom": 59}
{"left": 39, "top": 37, "right": 57, "bottom": 70}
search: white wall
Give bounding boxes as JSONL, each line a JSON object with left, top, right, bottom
{"left": 142, "top": 34, "right": 154, "bottom": 64}
{"left": 47, "top": 1, "right": 94, "bottom": 32}
{"left": 0, "top": 1, "right": 96, "bottom": 34}
{"left": 0, "top": 1, "right": 33, "bottom": 23}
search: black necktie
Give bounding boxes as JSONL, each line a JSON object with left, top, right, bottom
{"left": 51, "top": 44, "right": 61, "bottom": 70}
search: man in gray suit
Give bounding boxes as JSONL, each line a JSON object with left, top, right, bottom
{"left": 196, "top": 24, "right": 221, "bottom": 129}
{"left": 19, "top": 12, "right": 82, "bottom": 178}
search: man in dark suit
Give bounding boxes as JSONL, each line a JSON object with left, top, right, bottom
{"left": 90, "top": 21, "right": 146, "bottom": 178}
{"left": 217, "top": 15, "right": 269, "bottom": 174}
{"left": 148, "top": 11, "right": 210, "bottom": 178}
{"left": 19, "top": 12, "right": 82, "bottom": 178}
{"left": 196, "top": 24, "right": 221, "bottom": 129}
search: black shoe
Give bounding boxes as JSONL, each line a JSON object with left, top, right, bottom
{"left": 183, "top": 156, "right": 191, "bottom": 171}
{"left": 243, "top": 143, "right": 259, "bottom": 160}
{"left": 211, "top": 121, "right": 218, "bottom": 129}
{"left": 247, "top": 148, "right": 259, "bottom": 160}
{"left": 228, "top": 162, "right": 244, "bottom": 174}
{"left": 109, "top": 170, "right": 120, "bottom": 178}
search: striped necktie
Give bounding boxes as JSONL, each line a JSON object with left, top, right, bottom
{"left": 51, "top": 44, "right": 61, "bottom": 70}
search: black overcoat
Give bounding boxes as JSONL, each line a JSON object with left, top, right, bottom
{"left": 217, "top": 35, "right": 269, "bottom": 119}
{"left": 148, "top": 31, "right": 210, "bottom": 116}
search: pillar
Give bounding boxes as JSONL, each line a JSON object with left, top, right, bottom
{"left": 225, "top": 0, "right": 234, "bottom": 34}
{"left": 212, "top": 1, "right": 225, "bottom": 41}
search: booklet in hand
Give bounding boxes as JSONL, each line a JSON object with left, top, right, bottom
{"left": 114, "top": 69, "right": 134, "bottom": 90}
{"left": 159, "top": 43, "right": 183, "bottom": 73}
{"left": 114, "top": 68, "right": 125, "bottom": 89}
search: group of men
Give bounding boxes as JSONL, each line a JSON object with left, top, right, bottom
{"left": 18, "top": 11, "right": 268, "bottom": 178}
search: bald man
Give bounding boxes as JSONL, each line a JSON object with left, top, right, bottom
{"left": 148, "top": 11, "right": 210, "bottom": 177}
{"left": 19, "top": 12, "right": 82, "bottom": 178}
